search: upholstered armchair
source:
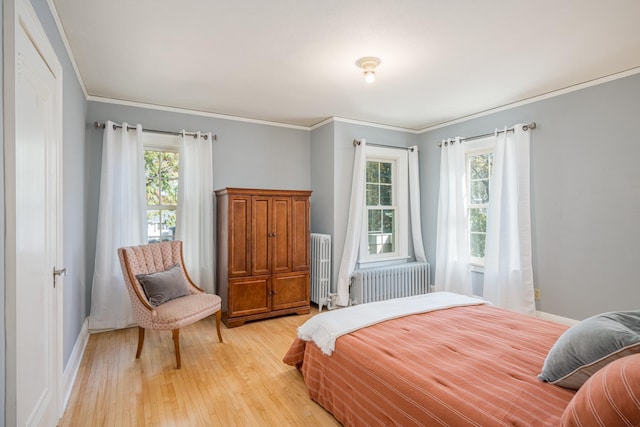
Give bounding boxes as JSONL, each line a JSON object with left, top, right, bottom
{"left": 118, "top": 240, "right": 222, "bottom": 369}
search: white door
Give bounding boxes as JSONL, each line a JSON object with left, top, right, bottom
{"left": 13, "top": 1, "right": 63, "bottom": 425}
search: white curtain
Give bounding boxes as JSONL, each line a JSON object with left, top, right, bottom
{"left": 434, "top": 137, "right": 473, "bottom": 295}
{"left": 408, "top": 146, "right": 427, "bottom": 263}
{"left": 484, "top": 125, "right": 535, "bottom": 314}
{"left": 176, "top": 131, "right": 215, "bottom": 293}
{"left": 90, "top": 122, "right": 146, "bottom": 330}
{"left": 336, "top": 139, "right": 367, "bottom": 306}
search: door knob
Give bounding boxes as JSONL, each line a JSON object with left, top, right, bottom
{"left": 53, "top": 267, "right": 67, "bottom": 288}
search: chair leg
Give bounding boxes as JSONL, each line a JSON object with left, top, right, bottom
{"left": 172, "top": 329, "right": 181, "bottom": 369}
{"left": 136, "top": 327, "right": 145, "bottom": 359}
{"left": 215, "top": 311, "right": 223, "bottom": 343}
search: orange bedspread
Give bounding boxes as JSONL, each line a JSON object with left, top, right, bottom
{"left": 284, "top": 304, "right": 576, "bottom": 426}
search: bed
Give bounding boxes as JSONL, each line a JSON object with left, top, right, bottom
{"left": 283, "top": 292, "right": 577, "bottom": 426}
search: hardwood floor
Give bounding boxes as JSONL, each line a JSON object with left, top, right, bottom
{"left": 60, "top": 309, "right": 341, "bottom": 426}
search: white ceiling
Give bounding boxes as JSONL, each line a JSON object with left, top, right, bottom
{"left": 52, "top": 0, "right": 640, "bottom": 130}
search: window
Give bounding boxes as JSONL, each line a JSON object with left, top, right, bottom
{"left": 466, "top": 137, "right": 494, "bottom": 266}
{"left": 366, "top": 159, "right": 394, "bottom": 255}
{"left": 360, "top": 146, "right": 408, "bottom": 263}
{"left": 143, "top": 134, "right": 180, "bottom": 243}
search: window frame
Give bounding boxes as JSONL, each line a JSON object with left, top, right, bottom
{"left": 464, "top": 136, "right": 495, "bottom": 270}
{"left": 143, "top": 133, "right": 181, "bottom": 244}
{"left": 359, "top": 145, "right": 409, "bottom": 265}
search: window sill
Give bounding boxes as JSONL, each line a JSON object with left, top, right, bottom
{"left": 357, "top": 256, "right": 410, "bottom": 270}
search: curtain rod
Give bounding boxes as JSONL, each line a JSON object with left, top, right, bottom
{"left": 352, "top": 140, "right": 415, "bottom": 152}
{"left": 94, "top": 121, "right": 217, "bottom": 141}
{"left": 438, "top": 122, "right": 536, "bottom": 147}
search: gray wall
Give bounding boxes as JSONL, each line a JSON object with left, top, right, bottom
{"left": 1, "top": 1, "right": 5, "bottom": 423}
{"left": 310, "top": 121, "right": 335, "bottom": 237}
{"left": 419, "top": 72, "right": 640, "bottom": 321}
{"left": 311, "top": 121, "right": 419, "bottom": 289}
{"left": 85, "top": 101, "right": 311, "bottom": 301}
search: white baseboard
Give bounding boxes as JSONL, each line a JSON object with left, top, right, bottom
{"left": 62, "top": 317, "right": 89, "bottom": 411}
{"left": 536, "top": 310, "right": 579, "bottom": 326}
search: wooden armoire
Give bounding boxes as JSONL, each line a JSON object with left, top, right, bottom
{"left": 215, "top": 188, "right": 311, "bottom": 327}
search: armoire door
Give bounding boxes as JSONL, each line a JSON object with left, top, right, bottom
{"left": 271, "top": 197, "right": 292, "bottom": 273}
{"left": 252, "top": 196, "right": 271, "bottom": 276}
{"left": 291, "top": 196, "right": 310, "bottom": 271}
{"left": 272, "top": 272, "right": 310, "bottom": 311}
{"left": 228, "top": 195, "right": 251, "bottom": 277}
{"left": 228, "top": 276, "right": 271, "bottom": 317}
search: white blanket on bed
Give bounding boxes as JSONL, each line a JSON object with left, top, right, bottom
{"left": 297, "top": 292, "right": 488, "bottom": 355}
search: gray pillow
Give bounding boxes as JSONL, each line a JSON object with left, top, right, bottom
{"left": 538, "top": 311, "right": 640, "bottom": 389}
{"left": 136, "top": 264, "right": 190, "bottom": 307}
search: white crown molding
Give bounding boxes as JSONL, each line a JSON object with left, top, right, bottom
{"left": 333, "top": 117, "right": 419, "bottom": 133}
{"left": 46, "top": 0, "right": 88, "bottom": 98}
{"left": 417, "top": 66, "right": 640, "bottom": 134}
{"left": 88, "top": 98, "right": 421, "bottom": 133}
{"left": 309, "top": 117, "right": 334, "bottom": 130}
{"left": 87, "top": 96, "right": 311, "bottom": 131}
{"left": 310, "top": 117, "right": 419, "bottom": 133}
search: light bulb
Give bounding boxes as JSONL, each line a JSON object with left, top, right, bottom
{"left": 364, "top": 70, "right": 376, "bottom": 83}
{"left": 356, "top": 57, "right": 380, "bottom": 84}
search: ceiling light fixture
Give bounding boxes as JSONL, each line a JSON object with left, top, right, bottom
{"left": 356, "top": 57, "right": 381, "bottom": 83}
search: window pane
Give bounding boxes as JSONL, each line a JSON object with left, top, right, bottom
{"left": 381, "top": 234, "right": 394, "bottom": 253}
{"left": 470, "top": 154, "right": 491, "bottom": 180}
{"left": 368, "top": 234, "right": 394, "bottom": 255}
{"left": 367, "top": 209, "right": 395, "bottom": 256}
{"left": 145, "top": 151, "right": 161, "bottom": 205}
{"left": 144, "top": 151, "right": 159, "bottom": 179}
{"left": 470, "top": 180, "right": 490, "bottom": 204}
{"left": 147, "top": 210, "right": 161, "bottom": 242}
{"left": 380, "top": 184, "right": 392, "bottom": 206}
{"left": 382, "top": 209, "right": 394, "bottom": 233}
{"left": 146, "top": 182, "right": 160, "bottom": 205}
{"left": 161, "top": 210, "right": 177, "bottom": 241}
{"left": 161, "top": 152, "right": 179, "bottom": 179}
{"left": 366, "top": 184, "right": 379, "bottom": 206}
{"left": 161, "top": 178, "right": 179, "bottom": 205}
{"left": 368, "top": 209, "right": 381, "bottom": 233}
{"left": 368, "top": 235, "right": 378, "bottom": 255}
{"left": 379, "top": 162, "right": 392, "bottom": 184}
{"left": 366, "top": 161, "right": 379, "bottom": 183}
{"left": 470, "top": 233, "right": 486, "bottom": 258}
{"left": 469, "top": 208, "right": 487, "bottom": 232}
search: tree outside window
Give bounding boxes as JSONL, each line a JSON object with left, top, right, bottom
{"left": 366, "top": 160, "right": 395, "bottom": 255}
{"left": 360, "top": 145, "right": 408, "bottom": 264}
{"left": 467, "top": 150, "right": 493, "bottom": 264}
{"left": 145, "top": 149, "right": 179, "bottom": 243}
